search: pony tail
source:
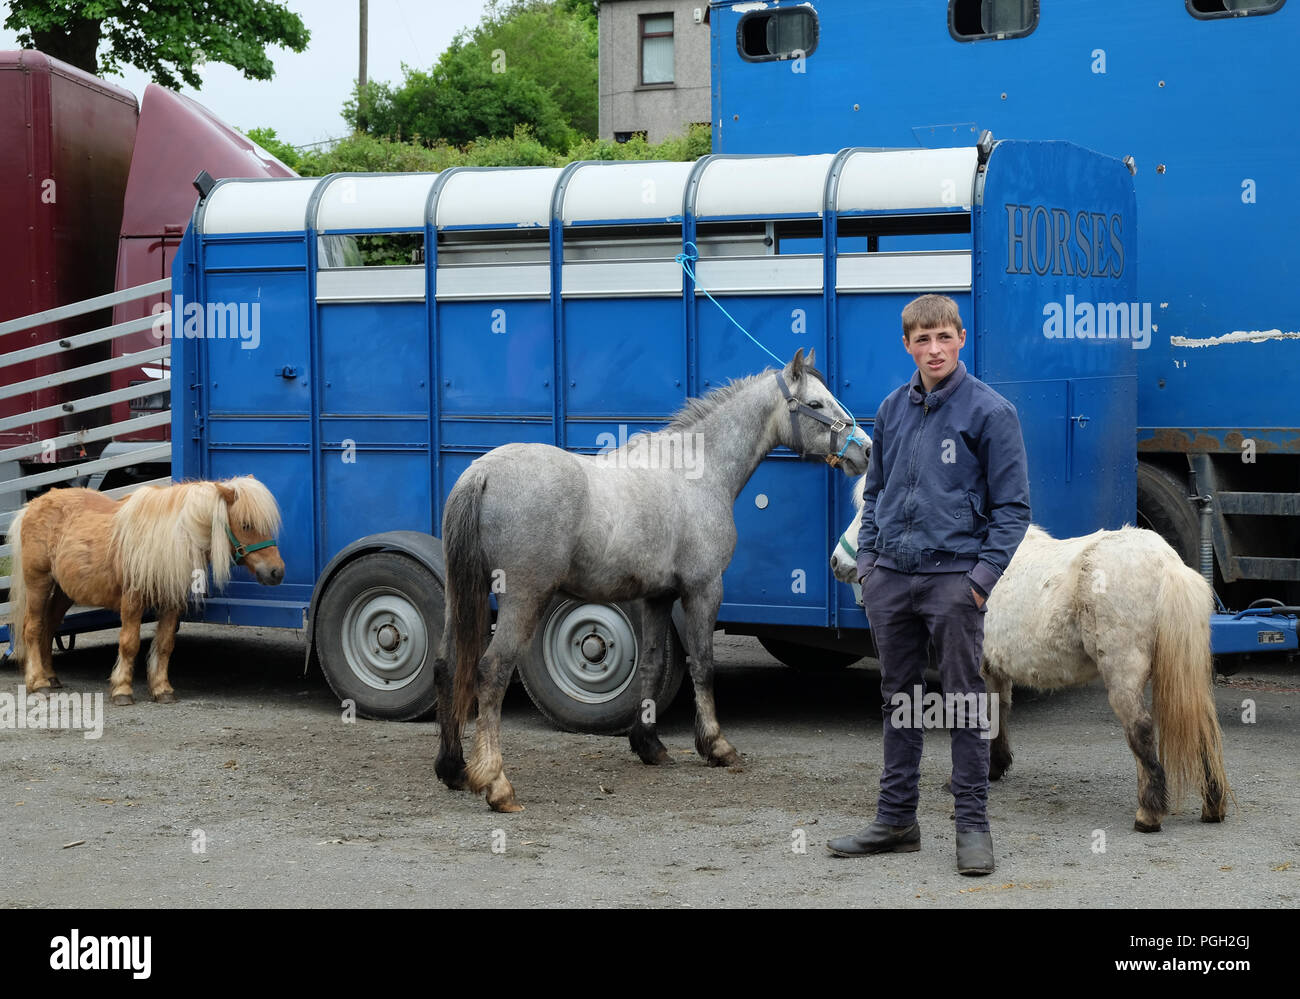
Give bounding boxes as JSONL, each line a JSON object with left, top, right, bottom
{"left": 1150, "top": 559, "right": 1230, "bottom": 819}
{"left": 7, "top": 507, "right": 27, "bottom": 662}
{"left": 445, "top": 466, "right": 493, "bottom": 728}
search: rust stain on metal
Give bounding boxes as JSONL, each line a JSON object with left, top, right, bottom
{"left": 1138, "top": 428, "right": 1300, "bottom": 454}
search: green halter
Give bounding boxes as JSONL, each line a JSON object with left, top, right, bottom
{"left": 226, "top": 525, "right": 278, "bottom": 564}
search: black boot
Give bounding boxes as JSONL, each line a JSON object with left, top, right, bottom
{"left": 826, "top": 822, "right": 921, "bottom": 857}
{"left": 955, "top": 829, "right": 994, "bottom": 876}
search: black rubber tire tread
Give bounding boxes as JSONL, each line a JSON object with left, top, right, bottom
{"left": 519, "top": 596, "right": 687, "bottom": 735}
{"left": 1136, "top": 462, "right": 1202, "bottom": 570}
{"left": 315, "top": 552, "right": 444, "bottom": 721}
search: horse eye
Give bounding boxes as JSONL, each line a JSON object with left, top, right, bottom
{"left": 807, "top": 400, "right": 824, "bottom": 409}
{"left": 243, "top": 523, "right": 254, "bottom": 531}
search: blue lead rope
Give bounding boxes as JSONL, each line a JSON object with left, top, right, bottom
{"left": 677, "top": 242, "right": 869, "bottom": 460}
{"left": 676, "top": 243, "right": 787, "bottom": 367}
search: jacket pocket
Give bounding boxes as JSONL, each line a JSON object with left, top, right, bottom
{"left": 967, "top": 491, "right": 989, "bottom": 533}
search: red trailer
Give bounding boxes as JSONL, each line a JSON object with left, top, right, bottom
{"left": 0, "top": 50, "right": 295, "bottom": 502}
{"left": 104, "top": 84, "right": 296, "bottom": 484}
{"left": 0, "top": 51, "right": 137, "bottom": 476}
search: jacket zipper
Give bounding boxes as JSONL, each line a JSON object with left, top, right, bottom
{"left": 902, "top": 402, "right": 930, "bottom": 552}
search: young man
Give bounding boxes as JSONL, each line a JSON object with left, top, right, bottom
{"left": 827, "top": 294, "right": 1030, "bottom": 876}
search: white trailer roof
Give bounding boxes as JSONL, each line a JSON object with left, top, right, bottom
{"left": 561, "top": 160, "right": 695, "bottom": 223}
{"left": 200, "top": 178, "right": 320, "bottom": 233}
{"left": 836, "top": 147, "right": 979, "bottom": 212}
{"left": 693, "top": 154, "right": 836, "bottom": 218}
{"left": 194, "top": 148, "right": 984, "bottom": 235}
{"left": 314, "top": 173, "right": 438, "bottom": 230}
{"left": 432, "top": 167, "right": 562, "bottom": 228}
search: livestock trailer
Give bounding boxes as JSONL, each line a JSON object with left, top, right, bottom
{"left": 172, "top": 138, "right": 1137, "bottom": 728}
{"left": 709, "top": 0, "right": 1300, "bottom": 644}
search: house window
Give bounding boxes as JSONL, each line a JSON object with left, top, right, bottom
{"left": 614, "top": 130, "right": 646, "bottom": 144}
{"left": 641, "top": 14, "right": 674, "bottom": 85}
{"left": 949, "top": 0, "right": 1039, "bottom": 41}
{"left": 737, "top": 8, "right": 819, "bottom": 61}
{"left": 1187, "top": 0, "right": 1285, "bottom": 18}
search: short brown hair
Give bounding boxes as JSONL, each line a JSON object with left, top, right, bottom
{"left": 901, "top": 294, "right": 964, "bottom": 339}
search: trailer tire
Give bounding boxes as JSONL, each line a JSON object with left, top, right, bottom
{"left": 758, "top": 636, "right": 862, "bottom": 671}
{"left": 314, "top": 552, "right": 444, "bottom": 721}
{"left": 519, "top": 596, "right": 686, "bottom": 735}
{"left": 1136, "top": 462, "right": 1201, "bottom": 570}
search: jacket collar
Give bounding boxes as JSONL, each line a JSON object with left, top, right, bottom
{"left": 907, "top": 360, "right": 967, "bottom": 408}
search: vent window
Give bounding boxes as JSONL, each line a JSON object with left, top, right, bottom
{"left": 949, "top": 0, "right": 1039, "bottom": 41}
{"left": 737, "top": 9, "right": 819, "bottom": 62}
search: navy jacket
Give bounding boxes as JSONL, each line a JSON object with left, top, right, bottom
{"left": 856, "top": 361, "right": 1031, "bottom": 598}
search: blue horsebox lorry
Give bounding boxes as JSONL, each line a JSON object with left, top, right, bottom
{"left": 709, "top": 0, "right": 1300, "bottom": 655}
{"left": 171, "top": 138, "right": 1138, "bottom": 727}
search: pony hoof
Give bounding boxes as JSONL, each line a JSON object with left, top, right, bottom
{"left": 709, "top": 750, "right": 742, "bottom": 768}
{"left": 111, "top": 693, "right": 135, "bottom": 706}
{"left": 441, "top": 770, "right": 469, "bottom": 791}
{"left": 1133, "top": 818, "right": 1162, "bottom": 833}
{"left": 635, "top": 743, "right": 674, "bottom": 766}
{"left": 1200, "top": 811, "right": 1225, "bottom": 824}
{"left": 153, "top": 691, "right": 177, "bottom": 703}
{"left": 47, "top": 676, "right": 63, "bottom": 689}
{"left": 488, "top": 797, "right": 524, "bottom": 813}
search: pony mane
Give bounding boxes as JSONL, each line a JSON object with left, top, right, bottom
{"left": 661, "top": 365, "right": 826, "bottom": 434}
{"left": 111, "top": 476, "right": 281, "bottom": 608}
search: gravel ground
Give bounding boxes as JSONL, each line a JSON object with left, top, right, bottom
{"left": 1, "top": 622, "right": 1297, "bottom": 909}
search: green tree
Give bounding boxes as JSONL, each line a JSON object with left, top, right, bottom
{"left": 243, "top": 126, "right": 301, "bottom": 170}
{"left": 347, "top": 0, "right": 597, "bottom": 152}
{"left": 4, "top": 0, "right": 309, "bottom": 89}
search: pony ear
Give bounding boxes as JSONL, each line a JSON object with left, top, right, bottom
{"left": 805, "top": 347, "right": 816, "bottom": 370}
{"left": 785, "top": 348, "right": 806, "bottom": 381}
{"left": 216, "top": 483, "right": 238, "bottom": 510}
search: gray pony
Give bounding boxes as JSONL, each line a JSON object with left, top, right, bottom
{"left": 434, "top": 348, "right": 870, "bottom": 812}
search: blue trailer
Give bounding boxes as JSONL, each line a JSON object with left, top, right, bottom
{"left": 708, "top": 0, "right": 1300, "bottom": 655}
{"left": 168, "top": 138, "right": 1139, "bottom": 725}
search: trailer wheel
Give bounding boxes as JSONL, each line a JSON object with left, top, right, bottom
{"left": 315, "top": 552, "right": 443, "bottom": 721}
{"left": 758, "top": 636, "right": 862, "bottom": 671}
{"left": 519, "top": 596, "right": 686, "bottom": 735}
{"left": 1136, "top": 462, "right": 1201, "bottom": 570}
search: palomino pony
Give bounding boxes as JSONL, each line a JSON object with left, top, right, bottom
{"left": 8, "top": 476, "right": 284, "bottom": 704}
{"left": 831, "top": 476, "right": 1230, "bottom": 831}
{"left": 436, "top": 349, "right": 871, "bottom": 811}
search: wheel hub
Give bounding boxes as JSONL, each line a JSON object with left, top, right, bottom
{"left": 579, "top": 632, "right": 609, "bottom": 664}
{"left": 376, "top": 622, "right": 402, "bottom": 652}
{"left": 342, "top": 588, "right": 429, "bottom": 689}
{"left": 542, "top": 600, "right": 638, "bottom": 705}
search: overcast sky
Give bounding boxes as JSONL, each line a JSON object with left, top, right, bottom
{"left": 0, "top": 0, "right": 490, "bottom": 148}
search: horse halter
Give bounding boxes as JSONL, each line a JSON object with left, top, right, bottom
{"left": 774, "top": 372, "right": 869, "bottom": 468}
{"left": 225, "top": 525, "right": 277, "bottom": 565}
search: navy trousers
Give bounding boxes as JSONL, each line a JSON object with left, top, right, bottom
{"left": 863, "top": 566, "right": 991, "bottom": 832}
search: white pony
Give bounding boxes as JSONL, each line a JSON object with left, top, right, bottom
{"left": 832, "top": 476, "right": 1230, "bottom": 832}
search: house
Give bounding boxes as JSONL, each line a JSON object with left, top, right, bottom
{"left": 597, "top": 0, "right": 711, "bottom": 143}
